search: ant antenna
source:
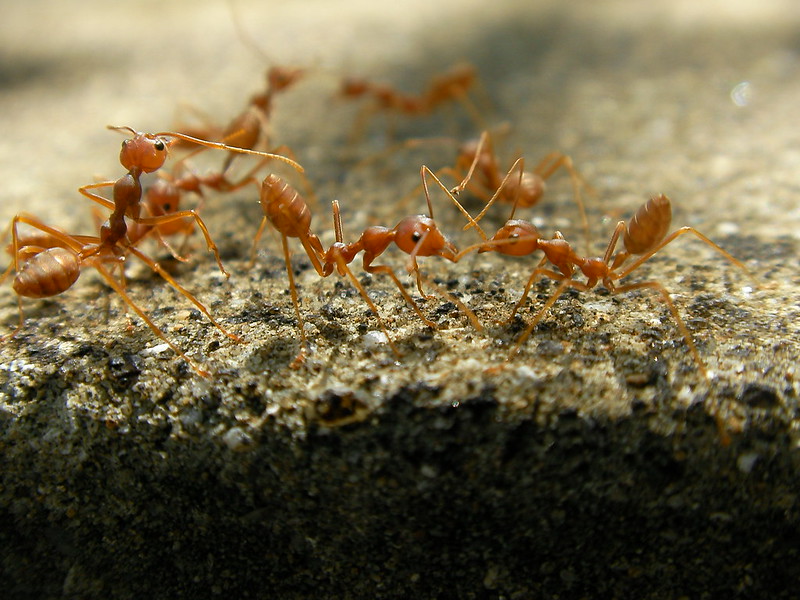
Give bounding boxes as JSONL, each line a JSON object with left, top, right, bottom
{"left": 228, "top": 0, "right": 274, "bottom": 64}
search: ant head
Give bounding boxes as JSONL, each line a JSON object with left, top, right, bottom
{"left": 119, "top": 132, "right": 171, "bottom": 173}
{"left": 393, "top": 216, "right": 457, "bottom": 261}
{"left": 480, "top": 220, "right": 541, "bottom": 256}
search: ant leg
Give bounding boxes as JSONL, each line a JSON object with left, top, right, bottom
{"left": 614, "top": 226, "right": 750, "bottom": 282}
{"left": 279, "top": 233, "right": 309, "bottom": 368}
{"left": 506, "top": 275, "right": 588, "bottom": 360}
{"left": 79, "top": 181, "right": 116, "bottom": 211}
{"left": 502, "top": 262, "right": 558, "bottom": 325}
{"left": 152, "top": 227, "right": 193, "bottom": 263}
{"left": 270, "top": 203, "right": 326, "bottom": 277}
{"left": 417, "top": 271, "right": 483, "bottom": 332}
{"left": 612, "top": 280, "right": 707, "bottom": 376}
{"left": 250, "top": 216, "right": 270, "bottom": 268}
{"left": 465, "top": 157, "right": 526, "bottom": 229}
{"left": 364, "top": 263, "right": 438, "bottom": 329}
{"left": 455, "top": 93, "right": 488, "bottom": 132}
{"left": 401, "top": 228, "right": 436, "bottom": 301}
{"left": 1, "top": 219, "right": 25, "bottom": 339}
{"left": 354, "top": 136, "right": 455, "bottom": 174}
{"left": 420, "top": 164, "right": 489, "bottom": 240}
{"left": 136, "top": 209, "right": 229, "bottom": 278}
{"left": 0, "top": 294, "right": 26, "bottom": 342}
{"left": 92, "top": 262, "right": 211, "bottom": 378}
{"left": 449, "top": 130, "right": 489, "bottom": 196}
{"left": 126, "top": 245, "right": 242, "bottom": 343}
{"left": 471, "top": 74, "right": 495, "bottom": 118}
{"left": 347, "top": 103, "right": 379, "bottom": 149}
{"left": 533, "top": 152, "right": 592, "bottom": 253}
{"left": 333, "top": 255, "right": 402, "bottom": 358}
{"left": 397, "top": 164, "right": 463, "bottom": 220}
{"left": 603, "top": 221, "right": 628, "bottom": 266}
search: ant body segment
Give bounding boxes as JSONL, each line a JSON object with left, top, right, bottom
{"left": 321, "top": 166, "right": 483, "bottom": 331}
{"left": 127, "top": 155, "right": 271, "bottom": 260}
{"left": 178, "top": 66, "right": 306, "bottom": 172}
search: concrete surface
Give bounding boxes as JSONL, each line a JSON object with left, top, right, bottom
{"left": 1, "top": 0, "right": 799, "bottom": 598}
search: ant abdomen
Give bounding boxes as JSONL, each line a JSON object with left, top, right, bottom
{"left": 13, "top": 247, "right": 80, "bottom": 299}
{"left": 261, "top": 174, "right": 313, "bottom": 238}
{"left": 624, "top": 193, "right": 672, "bottom": 255}
{"left": 223, "top": 109, "right": 262, "bottom": 151}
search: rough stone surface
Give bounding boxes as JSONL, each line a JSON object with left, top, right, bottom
{"left": 1, "top": 1, "right": 799, "bottom": 598}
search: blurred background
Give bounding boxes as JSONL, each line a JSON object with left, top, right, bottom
{"left": 1, "top": 0, "right": 798, "bottom": 254}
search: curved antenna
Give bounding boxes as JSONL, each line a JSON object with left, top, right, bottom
{"left": 112, "top": 127, "right": 305, "bottom": 173}
{"left": 107, "top": 125, "right": 137, "bottom": 137}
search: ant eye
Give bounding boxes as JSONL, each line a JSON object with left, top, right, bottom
{"left": 163, "top": 203, "right": 172, "bottom": 211}
{"left": 121, "top": 140, "right": 128, "bottom": 148}
{"left": 411, "top": 232, "right": 422, "bottom": 242}
{"left": 154, "top": 140, "right": 166, "bottom": 151}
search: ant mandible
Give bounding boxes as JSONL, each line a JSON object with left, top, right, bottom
{"left": 452, "top": 187, "right": 750, "bottom": 375}
{"left": 77, "top": 126, "right": 303, "bottom": 278}
{"left": 2, "top": 213, "right": 242, "bottom": 377}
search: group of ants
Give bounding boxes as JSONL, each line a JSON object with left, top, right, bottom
{"left": 1, "top": 63, "right": 751, "bottom": 380}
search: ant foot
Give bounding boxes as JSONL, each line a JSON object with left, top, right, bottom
{"left": 290, "top": 348, "right": 307, "bottom": 370}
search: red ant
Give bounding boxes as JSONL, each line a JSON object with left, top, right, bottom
{"left": 77, "top": 126, "right": 303, "bottom": 278}
{"left": 252, "top": 169, "right": 481, "bottom": 366}
{"left": 339, "top": 63, "right": 486, "bottom": 142}
{"left": 451, "top": 183, "right": 750, "bottom": 376}
{"left": 1, "top": 213, "right": 242, "bottom": 377}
